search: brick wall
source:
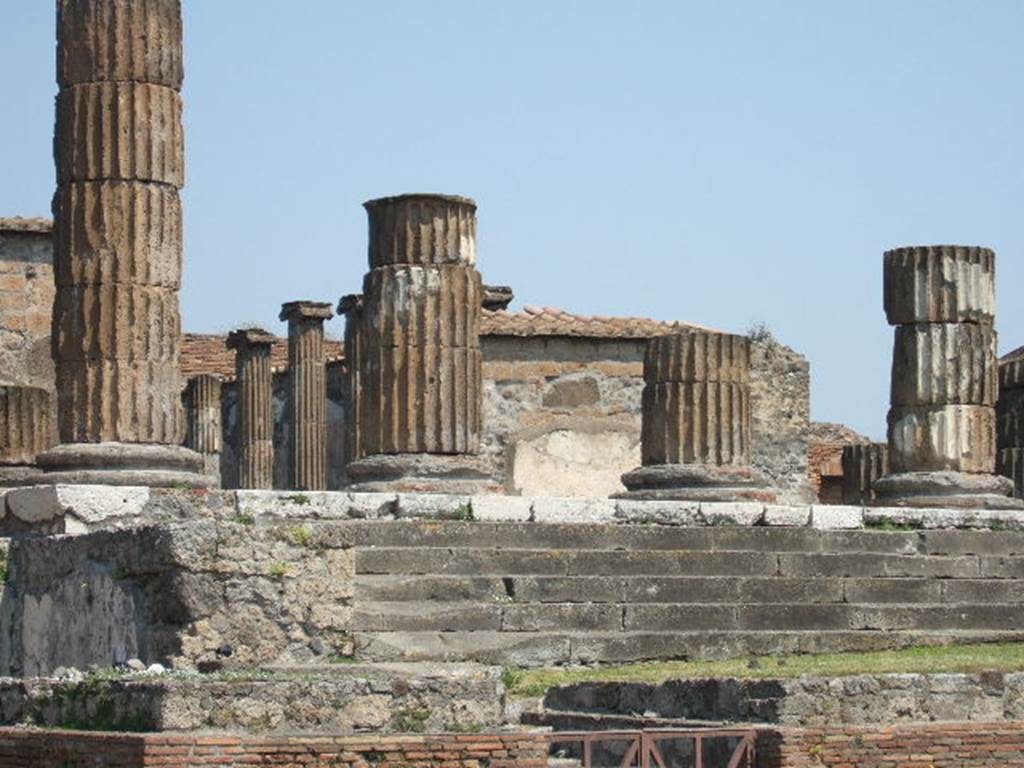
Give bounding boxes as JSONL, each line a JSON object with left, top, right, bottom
{"left": 0, "top": 729, "right": 548, "bottom": 767}
{"left": 759, "top": 721, "right": 1024, "bottom": 767}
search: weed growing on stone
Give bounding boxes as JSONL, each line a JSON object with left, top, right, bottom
{"left": 268, "top": 562, "right": 289, "bottom": 580}
{"left": 0, "top": 549, "right": 7, "bottom": 583}
{"left": 231, "top": 512, "right": 255, "bottom": 526}
{"left": 452, "top": 502, "right": 474, "bottom": 521}
{"left": 864, "top": 518, "right": 921, "bottom": 532}
{"left": 286, "top": 494, "right": 311, "bottom": 506}
{"left": 289, "top": 525, "right": 313, "bottom": 547}
{"left": 393, "top": 706, "right": 430, "bottom": 733}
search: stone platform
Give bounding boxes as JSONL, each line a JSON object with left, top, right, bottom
{"left": 4, "top": 487, "right": 1024, "bottom": 673}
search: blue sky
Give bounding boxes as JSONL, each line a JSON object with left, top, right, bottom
{"left": 2, "top": 1, "right": 1023, "bottom": 439}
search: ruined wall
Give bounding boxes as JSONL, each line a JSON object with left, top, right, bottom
{"left": 0, "top": 221, "right": 55, "bottom": 394}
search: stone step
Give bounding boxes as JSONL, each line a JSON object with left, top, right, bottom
{"left": 350, "top": 521, "right": 933, "bottom": 554}
{"left": 353, "top": 629, "right": 1024, "bottom": 666}
{"left": 356, "top": 574, "right": 1024, "bottom": 604}
{"left": 355, "top": 547, "right": 1018, "bottom": 579}
{"left": 351, "top": 601, "right": 1024, "bottom": 633}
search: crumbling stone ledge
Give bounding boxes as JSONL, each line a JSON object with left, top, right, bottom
{"left": 1, "top": 485, "right": 1023, "bottom": 536}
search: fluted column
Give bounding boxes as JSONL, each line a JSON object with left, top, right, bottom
{"left": 39, "top": 0, "right": 205, "bottom": 486}
{"left": 280, "top": 301, "right": 333, "bottom": 490}
{"left": 227, "top": 328, "right": 275, "bottom": 490}
{"left": 997, "top": 355, "right": 1024, "bottom": 498}
{"left": 873, "top": 246, "right": 1020, "bottom": 508}
{"left": 343, "top": 194, "right": 496, "bottom": 493}
{"left": 0, "top": 386, "right": 54, "bottom": 486}
{"left": 617, "top": 331, "right": 774, "bottom": 501}
{"left": 841, "top": 443, "right": 889, "bottom": 505}
{"left": 338, "top": 294, "right": 364, "bottom": 471}
{"left": 183, "top": 374, "right": 222, "bottom": 486}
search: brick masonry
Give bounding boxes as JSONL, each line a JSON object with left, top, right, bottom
{"left": 0, "top": 729, "right": 549, "bottom": 768}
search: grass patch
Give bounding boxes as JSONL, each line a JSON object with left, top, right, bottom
{"left": 267, "top": 562, "right": 289, "bottom": 580}
{"left": 504, "top": 642, "right": 1024, "bottom": 698}
{"left": 231, "top": 512, "right": 255, "bottom": 526}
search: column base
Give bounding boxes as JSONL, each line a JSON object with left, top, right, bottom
{"left": 0, "top": 465, "right": 44, "bottom": 488}
{"left": 345, "top": 453, "right": 501, "bottom": 494}
{"left": 36, "top": 443, "right": 213, "bottom": 488}
{"left": 872, "top": 471, "right": 1024, "bottom": 509}
{"left": 614, "top": 463, "right": 777, "bottom": 502}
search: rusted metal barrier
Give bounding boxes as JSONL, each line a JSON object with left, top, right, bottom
{"left": 545, "top": 727, "right": 757, "bottom": 768}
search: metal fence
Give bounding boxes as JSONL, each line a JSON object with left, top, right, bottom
{"left": 545, "top": 728, "right": 757, "bottom": 768}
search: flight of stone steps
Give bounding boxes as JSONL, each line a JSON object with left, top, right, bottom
{"left": 347, "top": 521, "right": 1024, "bottom": 666}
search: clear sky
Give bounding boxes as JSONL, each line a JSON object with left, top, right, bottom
{"left": 2, "top": 1, "right": 1023, "bottom": 440}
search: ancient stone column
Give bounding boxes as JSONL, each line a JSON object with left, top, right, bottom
{"left": 38, "top": 0, "right": 206, "bottom": 486}
{"left": 280, "top": 301, "right": 333, "bottom": 490}
{"left": 997, "top": 354, "right": 1024, "bottom": 498}
{"left": 227, "top": 328, "right": 275, "bottom": 490}
{"left": 338, "top": 294, "right": 364, "bottom": 471}
{"left": 841, "top": 443, "right": 889, "bottom": 505}
{"left": 183, "top": 375, "right": 222, "bottom": 486}
{"left": 617, "top": 331, "right": 774, "bottom": 501}
{"left": 873, "top": 245, "right": 1020, "bottom": 508}
{"left": 343, "top": 194, "right": 496, "bottom": 493}
{"left": 0, "top": 386, "right": 54, "bottom": 486}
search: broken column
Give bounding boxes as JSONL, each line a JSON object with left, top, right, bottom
{"left": 0, "top": 386, "right": 54, "bottom": 486}
{"left": 841, "top": 443, "right": 889, "bottom": 505}
{"left": 227, "top": 328, "right": 275, "bottom": 490}
{"left": 279, "top": 301, "right": 333, "bottom": 491}
{"left": 617, "top": 331, "right": 774, "bottom": 501}
{"left": 183, "top": 375, "right": 222, "bottom": 486}
{"left": 38, "top": 0, "right": 206, "bottom": 486}
{"left": 873, "top": 245, "right": 1021, "bottom": 508}
{"left": 343, "top": 194, "right": 496, "bottom": 493}
{"left": 996, "top": 354, "right": 1024, "bottom": 497}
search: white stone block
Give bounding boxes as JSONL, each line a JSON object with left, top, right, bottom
{"left": 699, "top": 502, "right": 765, "bottom": 526}
{"left": 531, "top": 497, "right": 617, "bottom": 523}
{"left": 614, "top": 500, "right": 702, "bottom": 526}
{"left": 395, "top": 493, "right": 473, "bottom": 520}
{"left": 235, "top": 490, "right": 397, "bottom": 520}
{"left": 470, "top": 495, "right": 533, "bottom": 522}
{"left": 6, "top": 484, "right": 150, "bottom": 526}
{"left": 810, "top": 505, "right": 864, "bottom": 529}
{"left": 763, "top": 504, "right": 811, "bottom": 527}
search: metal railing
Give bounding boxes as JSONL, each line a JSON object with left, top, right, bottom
{"left": 545, "top": 728, "right": 757, "bottom": 768}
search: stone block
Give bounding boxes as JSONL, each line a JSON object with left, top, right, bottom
{"left": 699, "top": 501, "right": 765, "bottom": 526}
{"left": 234, "top": 490, "right": 397, "bottom": 520}
{"left": 5, "top": 484, "right": 150, "bottom": 528}
{"left": 809, "top": 505, "right": 863, "bottom": 529}
{"left": 395, "top": 493, "right": 473, "bottom": 519}
{"left": 531, "top": 497, "right": 616, "bottom": 523}
{"left": 613, "top": 500, "right": 702, "bottom": 525}
{"left": 469, "top": 494, "right": 533, "bottom": 522}
{"left": 763, "top": 504, "right": 811, "bottom": 526}
{"left": 501, "top": 604, "right": 623, "bottom": 632}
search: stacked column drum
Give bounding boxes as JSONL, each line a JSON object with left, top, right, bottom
{"left": 618, "top": 330, "right": 774, "bottom": 501}
{"left": 873, "top": 246, "right": 1020, "bottom": 508}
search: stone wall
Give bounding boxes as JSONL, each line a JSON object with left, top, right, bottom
{"left": 0, "top": 221, "right": 55, "bottom": 395}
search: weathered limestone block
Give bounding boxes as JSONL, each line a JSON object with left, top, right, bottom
{"left": 618, "top": 331, "right": 772, "bottom": 502}
{"left": 840, "top": 443, "right": 889, "bottom": 505}
{"left": 280, "top": 301, "right": 334, "bottom": 491}
{"left": 884, "top": 245, "right": 996, "bottom": 325}
{"left": 890, "top": 323, "right": 997, "bottom": 406}
{"left": 227, "top": 328, "right": 275, "bottom": 490}
{"left": 888, "top": 405, "right": 996, "bottom": 474}
{"left": 640, "top": 381, "right": 749, "bottom": 466}
{"left": 57, "top": 0, "right": 183, "bottom": 88}
{"left": 643, "top": 331, "right": 750, "bottom": 385}
{"left": 366, "top": 193, "right": 477, "bottom": 267}
{"left": 55, "top": 82, "right": 184, "bottom": 187}
{"left": 54, "top": 359, "right": 182, "bottom": 444}
{"left": 52, "top": 181, "right": 183, "bottom": 288}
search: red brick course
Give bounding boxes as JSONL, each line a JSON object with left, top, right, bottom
{"left": 0, "top": 729, "right": 549, "bottom": 767}
{"left": 759, "top": 721, "right": 1024, "bottom": 767}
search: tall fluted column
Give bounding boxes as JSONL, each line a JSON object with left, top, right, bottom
{"left": 343, "top": 194, "right": 496, "bottom": 493}
{"left": 227, "top": 328, "right": 275, "bottom": 490}
{"left": 617, "top": 331, "right": 774, "bottom": 501}
{"left": 184, "top": 375, "right": 222, "bottom": 486}
{"left": 338, "top": 294, "right": 364, "bottom": 471}
{"left": 997, "top": 356, "right": 1024, "bottom": 497}
{"left": 280, "top": 301, "right": 333, "bottom": 490}
{"left": 39, "top": 0, "right": 205, "bottom": 486}
{"left": 873, "top": 246, "right": 1020, "bottom": 508}
{"left": 0, "top": 386, "right": 54, "bottom": 486}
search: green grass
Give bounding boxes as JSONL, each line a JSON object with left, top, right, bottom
{"left": 504, "top": 642, "right": 1024, "bottom": 698}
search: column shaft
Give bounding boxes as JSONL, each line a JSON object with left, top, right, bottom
{"left": 228, "top": 329, "right": 274, "bottom": 490}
